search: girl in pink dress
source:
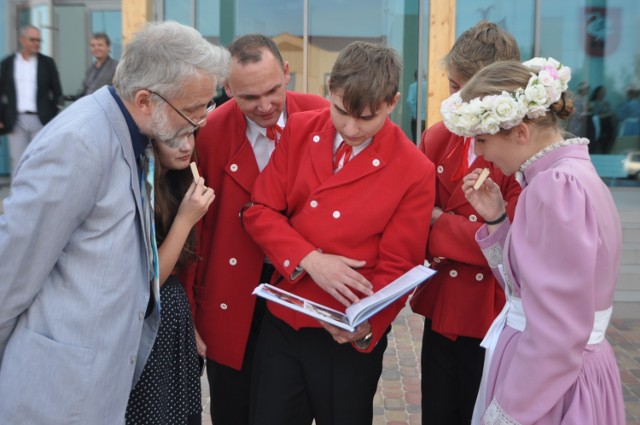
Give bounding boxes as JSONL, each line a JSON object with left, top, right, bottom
{"left": 442, "top": 58, "right": 625, "bottom": 424}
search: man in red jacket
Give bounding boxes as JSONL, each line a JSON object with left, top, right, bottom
{"left": 182, "top": 34, "right": 328, "bottom": 425}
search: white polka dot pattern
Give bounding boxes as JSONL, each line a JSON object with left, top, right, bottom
{"left": 125, "top": 277, "right": 202, "bottom": 424}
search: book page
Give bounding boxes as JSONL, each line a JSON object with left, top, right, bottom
{"left": 345, "top": 265, "right": 436, "bottom": 327}
{"left": 253, "top": 284, "right": 356, "bottom": 331}
{"left": 252, "top": 264, "right": 436, "bottom": 333}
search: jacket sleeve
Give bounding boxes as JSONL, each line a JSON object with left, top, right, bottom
{"left": 48, "top": 57, "right": 64, "bottom": 109}
{"left": 242, "top": 123, "right": 317, "bottom": 279}
{"left": 0, "top": 129, "right": 101, "bottom": 360}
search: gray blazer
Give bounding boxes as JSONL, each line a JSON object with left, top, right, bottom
{"left": 0, "top": 86, "right": 159, "bottom": 424}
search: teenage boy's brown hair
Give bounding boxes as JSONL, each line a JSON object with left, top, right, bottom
{"left": 328, "top": 41, "right": 401, "bottom": 116}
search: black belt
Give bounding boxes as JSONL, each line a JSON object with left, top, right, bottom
{"left": 21, "top": 111, "right": 37, "bottom": 115}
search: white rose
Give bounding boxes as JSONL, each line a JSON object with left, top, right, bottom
{"left": 493, "top": 95, "right": 519, "bottom": 122}
{"left": 546, "top": 58, "right": 561, "bottom": 69}
{"left": 468, "top": 98, "right": 485, "bottom": 116}
{"left": 481, "top": 95, "right": 498, "bottom": 111}
{"left": 460, "top": 112, "right": 481, "bottom": 129}
{"left": 557, "top": 66, "right": 571, "bottom": 88}
{"left": 537, "top": 69, "right": 556, "bottom": 86}
{"left": 524, "top": 82, "right": 548, "bottom": 106}
{"left": 441, "top": 95, "right": 460, "bottom": 114}
{"left": 545, "top": 81, "right": 563, "bottom": 105}
{"left": 523, "top": 57, "right": 546, "bottom": 71}
{"left": 481, "top": 115, "right": 501, "bottom": 134}
{"left": 527, "top": 105, "right": 547, "bottom": 119}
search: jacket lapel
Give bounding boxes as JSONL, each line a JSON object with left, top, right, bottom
{"left": 225, "top": 139, "right": 260, "bottom": 194}
{"left": 309, "top": 125, "right": 336, "bottom": 184}
{"left": 95, "top": 88, "right": 146, "bottom": 243}
{"left": 314, "top": 118, "right": 394, "bottom": 192}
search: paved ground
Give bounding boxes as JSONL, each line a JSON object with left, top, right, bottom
{"left": 1, "top": 176, "right": 638, "bottom": 423}
{"left": 198, "top": 308, "right": 640, "bottom": 425}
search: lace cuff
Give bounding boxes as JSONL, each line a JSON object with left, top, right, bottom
{"left": 481, "top": 243, "right": 503, "bottom": 269}
{"left": 484, "top": 397, "right": 521, "bottom": 425}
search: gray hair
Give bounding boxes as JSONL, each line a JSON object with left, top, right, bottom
{"left": 19, "top": 25, "right": 40, "bottom": 37}
{"left": 113, "top": 21, "right": 230, "bottom": 101}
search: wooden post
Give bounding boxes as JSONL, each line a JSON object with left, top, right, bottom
{"left": 426, "top": 0, "right": 456, "bottom": 128}
{"left": 122, "top": 0, "right": 154, "bottom": 45}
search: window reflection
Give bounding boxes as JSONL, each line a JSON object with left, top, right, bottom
{"left": 538, "top": 0, "right": 640, "bottom": 176}
{"left": 92, "top": 11, "right": 122, "bottom": 60}
{"left": 164, "top": 0, "right": 192, "bottom": 25}
{"left": 158, "top": 0, "right": 640, "bottom": 172}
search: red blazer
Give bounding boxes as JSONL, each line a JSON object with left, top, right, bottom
{"left": 410, "top": 121, "right": 521, "bottom": 339}
{"left": 242, "top": 108, "right": 436, "bottom": 352}
{"left": 181, "top": 91, "right": 328, "bottom": 370}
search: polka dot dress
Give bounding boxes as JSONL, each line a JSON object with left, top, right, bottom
{"left": 126, "top": 276, "right": 202, "bottom": 425}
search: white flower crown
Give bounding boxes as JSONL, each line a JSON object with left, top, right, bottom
{"left": 440, "top": 57, "right": 571, "bottom": 137}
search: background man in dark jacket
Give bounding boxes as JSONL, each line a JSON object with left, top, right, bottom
{"left": 0, "top": 24, "right": 63, "bottom": 176}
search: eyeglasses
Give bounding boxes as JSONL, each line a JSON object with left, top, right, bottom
{"left": 163, "top": 130, "right": 197, "bottom": 149}
{"left": 29, "top": 38, "right": 42, "bottom": 43}
{"left": 149, "top": 90, "right": 216, "bottom": 131}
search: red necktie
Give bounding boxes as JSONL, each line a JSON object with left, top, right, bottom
{"left": 450, "top": 137, "right": 471, "bottom": 181}
{"left": 266, "top": 124, "right": 283, "bottom": 143}
{"left": 334, "top": 141, "right": 353, "bottom": 170}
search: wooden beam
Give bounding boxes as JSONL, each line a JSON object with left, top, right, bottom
{"left": 122, "top": 0, "right": 154, "bottom": 45}
{"left": 426, "top": 0, "right": 456, "bottom": 128}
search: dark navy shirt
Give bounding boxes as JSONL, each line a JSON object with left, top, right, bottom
{"left": 108, "top": 86, "right": 150, "bottom": 175}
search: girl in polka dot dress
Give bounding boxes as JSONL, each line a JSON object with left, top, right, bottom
{"left": 126, "top": 132, "right": 215, "bottom": 425}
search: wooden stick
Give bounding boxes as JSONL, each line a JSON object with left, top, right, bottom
{"left": 190, "top": 162, "right": 200, "bottom": 182}
{"left": 473, "top": 168, "right": 490, "bottom": 190}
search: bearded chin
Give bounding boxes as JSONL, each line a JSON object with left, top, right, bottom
{"left": 147, "top": 107, "right": 182, "bottom": 147}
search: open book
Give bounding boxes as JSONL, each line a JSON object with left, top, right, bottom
{"left": 252, "top": 264, "right": 436, "bottom": 332}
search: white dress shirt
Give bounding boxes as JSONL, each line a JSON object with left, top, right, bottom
{"left": 246, "top": 110, "right": 287, "bottom": 171}
{"left": 333, "top": 133, "right": 372, "bottom": 173}
{"left": 14, "top": 53, "right": 38, "bottom": 113}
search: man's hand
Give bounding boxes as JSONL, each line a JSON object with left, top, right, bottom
{"left": 319, "top": 320, "right": 371, "bottom": 344}
{"left": 194, "top": 328, "right": 207, "bottom": 358}
{"left": 431, "top": 206, "right": 444, "bottom": 226}
{"left": 300, "top": 250, "right": 373, "bottom": 307}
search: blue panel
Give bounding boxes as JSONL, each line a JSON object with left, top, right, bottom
{"left": 0, "top": 136, "right": 9, "bottom": 176}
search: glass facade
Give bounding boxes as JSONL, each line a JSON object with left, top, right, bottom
{"left": 1, "top": 0, "right": 639, "bottom": 181}
{"left": 91, "top": 10, "right": 123, "bottom": 60}
{"left": 162, "top": 0, "right": 424, "bottom": 140}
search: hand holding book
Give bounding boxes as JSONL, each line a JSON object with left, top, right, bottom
{"left": 253, "top": 264, "right": 437, "bottom": 332}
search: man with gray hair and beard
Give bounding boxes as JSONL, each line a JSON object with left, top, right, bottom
{"left": 0, "top": 21, "right": 229, "bottom": 425}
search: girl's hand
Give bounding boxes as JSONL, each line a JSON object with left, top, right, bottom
{"left": 462, "top": 168, "right": 506, "bottom": 224}
{"left": 194, "top": 328, "right": 207, "bottom": 358}
{"left": 176, "top": 177, "right": 215, "bottom": 228}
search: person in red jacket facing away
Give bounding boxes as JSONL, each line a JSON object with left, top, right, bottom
{"left": 242, "top": 41, "right": 435, "bottom": 425}
{"left": 409, "top": 21, "right": 522, "bottom": 425}
{"left": 181, "top": 35, "right": 328, "bottom": 425}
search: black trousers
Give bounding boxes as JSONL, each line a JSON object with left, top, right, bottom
{"left": 421, "top": 319, "right": 485, "bottom": 425}
{"left": 249, "top": 310, "right": 389, "bottom": 425}
{"left": 207, "top": 263, "right": 273, "bottom": 425}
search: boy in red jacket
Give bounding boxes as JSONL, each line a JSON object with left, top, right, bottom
{"left": 242, "top": 41, "right": 436, "bottom": 425}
